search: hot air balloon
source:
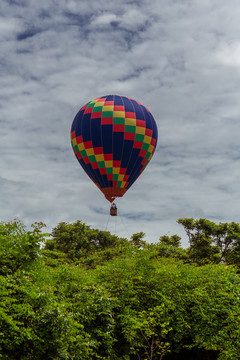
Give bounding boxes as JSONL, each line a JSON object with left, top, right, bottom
{"left": 71, "top": 95, "right": 158, "bottom": 213}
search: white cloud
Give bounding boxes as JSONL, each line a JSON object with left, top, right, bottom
{"left": 119, "top": 8, "right": 150, "bottom": 31}
{"left": 0, "top": 17, "right": 21, "bottom": 37}
{"left": 1, "top": 0, "right": 240, "bottom": 246}
{"left": 90, "top": 13, "right": 118, "bottom": 27}
{"left": 215, "top": 42, "right": 240, "bottom": 67}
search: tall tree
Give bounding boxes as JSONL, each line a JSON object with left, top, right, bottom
{"left": 178, "top": 218, "right": 240, "bottom": 265}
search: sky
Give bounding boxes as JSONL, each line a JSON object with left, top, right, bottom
{"left": 1, "top": 0, "right": 240, "bottom": 245}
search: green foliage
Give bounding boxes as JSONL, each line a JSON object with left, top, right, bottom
{"left": 153, "top": 235, "right": 187, "bottom": 261}
{"left": 1, "top": 218, "right": 240, "bottom": 359}
{"left": 159, "top": 235, "right": 181, "bottom": 247}
{"left": 0, "top": 271, "right": 90, "bottom": 359}
{"left": 44, "top": 220, "right": 129, "bottom": 266}
{"left": 130, "top": 232, "right": 146, "bottom": 248}
{"left": 178, "top": 218, "right": 240, "bottom": 265}
{"left": 0, "top": 220, "right": 46, "bottom": 275}
{"left": 121, "top": 305, "right": 172, "bottom": 359}
{"left": 95, "top": 251, "right": 240, "bottom": 359}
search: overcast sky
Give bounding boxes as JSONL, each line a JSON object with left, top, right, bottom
{"left": 1, "top": 0, "right": 240, "bottom": 245}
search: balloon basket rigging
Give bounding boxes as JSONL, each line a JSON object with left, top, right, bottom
{"left": 110, "top": 202, "right": 117, "bottom": 216}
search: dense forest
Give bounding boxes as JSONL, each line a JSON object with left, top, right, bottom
{"left": 1, "top": 218, "right": 240, "bottom": 359}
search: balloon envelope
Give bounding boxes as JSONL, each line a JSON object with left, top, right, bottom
{"left": 71, "top": 95, "right": 158, "bottom": 202}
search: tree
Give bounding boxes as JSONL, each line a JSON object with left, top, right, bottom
{"left": 131, "top": 232, "right": 146, "bottom": 248}
{"left": 2, "top": 218, "right": 240, "bottom": 359}
{"left": 44, "top": 220, "right": 127, "bottom": 263}
{"left": 95, "top": 250, "right": 240, "bottom": 359}
{"left": 177, "top": 218, "right": 240, "bottom": 266}
{"left": 159, "top": 235, "right": 181, "bottom": 248}
{"left": 148, "top": 235, "right": 187, "bottom": 261}
{"left": 0, "top": 219, "right": 46, "bottom": 275}
{"left": 121, "top": 305, "right": 171, "bottom": 360}
{"left": 0, "top": 268, "right": 93, "bottom": 359}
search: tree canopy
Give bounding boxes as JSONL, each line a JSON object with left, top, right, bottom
{"left": 1, "top": 218, "right": 240, "bottom": 359}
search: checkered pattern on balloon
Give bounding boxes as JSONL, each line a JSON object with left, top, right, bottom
{"left": 71, "top": 95, "right": 158, "bottom": 202}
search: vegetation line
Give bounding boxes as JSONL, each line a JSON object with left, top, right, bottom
{"left": 1, "top": 218, "right": 240, "bottom": 359}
